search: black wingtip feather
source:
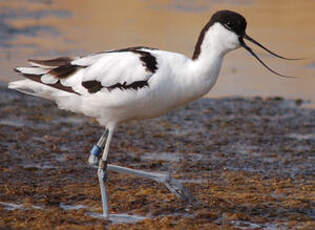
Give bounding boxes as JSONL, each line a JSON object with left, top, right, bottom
{"left": 13, "top": 68, "right": 80, "bottom": 95}
{"left": 28, "top": 56, "right": 73, "bottom": 67}
{"left": 48, "top": 64, "right": 81, "bottom": 79}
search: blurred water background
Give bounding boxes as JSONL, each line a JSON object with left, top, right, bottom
{"left": 0, "top": 0, "right": 314, "bottom": 107}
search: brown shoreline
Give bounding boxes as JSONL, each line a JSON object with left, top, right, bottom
{"left": 0, "top": 83, "right": 314, "bottom": 229}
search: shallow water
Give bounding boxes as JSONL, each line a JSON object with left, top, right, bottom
{"left": 87, "top": 212, "right": 148, "bottom": 224}
{"left": 0, "top": 0, "right": 314, "bottom": 106}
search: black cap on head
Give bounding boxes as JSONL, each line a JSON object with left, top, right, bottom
{"left": 210, "top": 10, "right": 247, "bottom": 36}
{"left": 193, "top": 10, "right": 247, "bottom": 60}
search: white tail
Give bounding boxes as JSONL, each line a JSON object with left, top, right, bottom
{"left": 8, "top": 80, "right": 57, "bottom": 100}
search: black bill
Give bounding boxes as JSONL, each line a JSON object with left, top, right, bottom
{"left": 244, "top": 34, "right": 301, "bottom": 61}
{"left": 240, "top": 34, "right": 299, "bottom": 78}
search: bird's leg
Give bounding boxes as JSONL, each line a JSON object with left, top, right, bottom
{"left": 97, "top": 128, "right": 114, "bottom": 219}
{"left": 89, "top": 129, "right": 195, "bottom": 218}
{"left": 88, "top": 130, "right": 108, "bottom": 166}
{"left": 107, "top": 164, "right": 196, "bottom": 204}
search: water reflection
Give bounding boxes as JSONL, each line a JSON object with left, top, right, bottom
{"left": 0, "top": 0, "right": 314, "bottom": 106}
{"left": 0, "top": 2, "right": 69, "bottom": 48}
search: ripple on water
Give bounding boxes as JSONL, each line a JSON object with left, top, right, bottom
{"left": 152, "top": 0, "right": 254, "bottom": 12}
{"left": 140, "top": 152, "right": 203, "bottom": 162}
{"left": 59, "top": 203, "right": 88, "bottom": 211}
{"left": 60, "top": 203, "right": 148, "bottom": 224}
{"left": 23, "top": 163, "right": 56, "bottom": 170}
{"left": 0, "top": 202, "right": 43, "bottom": 210}
{"left": 288, "top": 133, "right": 315, "bottom": 140}
{"left": 230, "top": 220, "right": 288, "bottom": 230}
{"left": 86, "top": 212, "right": 148, "bottom": 224}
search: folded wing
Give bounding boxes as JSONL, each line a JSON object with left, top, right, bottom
{"left": 14, "top": 47, "right": 158, "bottom": 96}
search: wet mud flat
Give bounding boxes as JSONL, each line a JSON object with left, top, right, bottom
{"left": 0, "top": 83, "right": 314, "bottom": 229}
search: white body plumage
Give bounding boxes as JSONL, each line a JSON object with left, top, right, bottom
{"left": 9, "top": 23, "right": 238, "bottom": 130}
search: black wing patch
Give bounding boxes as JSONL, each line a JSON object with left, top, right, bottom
{"left": 107, "top": 80, "right": 149, "bottom": 91}
{"left": 48, "top": 64, "right": 81, "bottom": 79}
{"left": 29, "top": 56, "right": 73, "bottom": 67}
{"left": 135, "top": 50, "right": 158, "bottom": 73}
{"left": 81, "top": 80, "right": 149, "bottom": 93}
{"left": 81, "top": 80, "right": 103, "bottom": 94}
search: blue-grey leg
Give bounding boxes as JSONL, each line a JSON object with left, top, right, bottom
{"left": 107, "top": 164, "right": 196, "bottom": 204}
{"left": 98, "top": 160, "right": 109, "bottom": 218}
{"left": 97, "top": 128, "right": 114, "bottom": 219}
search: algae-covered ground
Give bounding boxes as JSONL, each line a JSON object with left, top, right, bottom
{"left": 0, "top": 83, "right": 314, "bottom": 229}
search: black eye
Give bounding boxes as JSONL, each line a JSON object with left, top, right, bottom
{"left": 225, "top": 21, "right": 232, "bottom": 29}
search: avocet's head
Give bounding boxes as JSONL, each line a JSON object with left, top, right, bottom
{"left": 193, "top": 10, "right": 299, "bottom": 78}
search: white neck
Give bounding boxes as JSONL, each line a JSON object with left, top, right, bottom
{"left": 187, "top": 23, "right": 240, "bottom": 98}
